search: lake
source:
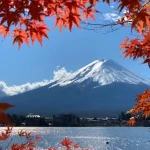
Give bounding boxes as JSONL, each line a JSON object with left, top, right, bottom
{"left": 0, "top": 127, "right": 150, "bottom": 150}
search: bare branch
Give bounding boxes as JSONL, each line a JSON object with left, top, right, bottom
{"left": 81, "top": 19, "right": 132, "bottom": 33}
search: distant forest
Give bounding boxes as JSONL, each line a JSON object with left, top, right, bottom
{"left": 0, "top": 112, "right": 150, "bottom": 127}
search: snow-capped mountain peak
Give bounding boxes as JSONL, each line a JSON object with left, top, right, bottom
{"left": 3, "top": 59, "right": 150, "bottom": 117}
{"left": 49, "top": 59, "right": 150, "bottom": 88}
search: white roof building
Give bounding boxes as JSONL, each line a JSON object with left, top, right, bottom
{"left": 26, "top": 114, "right": 41, "bottom": 118}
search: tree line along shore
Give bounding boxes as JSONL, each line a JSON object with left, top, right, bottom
{"left": 0, "top": 112, "right": 150, "bottom": 127}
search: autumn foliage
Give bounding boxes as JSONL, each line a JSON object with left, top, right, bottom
{"left": 117, "top": 0, "right": 150, "bottom": 124}
{"left": 0, "top": 0, "right": 100, "bottom": 49}
{"left": 0, "top": 127, "right": 88, "bottom": 150}
{"left": 0, "top": 103, "right": 14, "bottom": 124}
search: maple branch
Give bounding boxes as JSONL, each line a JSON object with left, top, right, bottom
{"left": 81, "top": 20, "right": 131, "bottom": 32}
{"left": 23, "top": 135, "right": 34, "bottom": 146}
{"left": 5, "top": 138, "right": 13, "bottom": 150}
{"left": 141, "top": 0, "right": 150, "bottom": 10}
{"left": 102, "top": 24, "right": 124, "bottom": 34}
{"left": 81, "top": 21, "right": 119, "bottom": 27}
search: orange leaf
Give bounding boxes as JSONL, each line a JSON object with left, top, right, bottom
{"left": 35, "top": 136, "right": 41, "bottom": 142}
{"left": 74, "top": 143, "right": 80, "bottom": 148}
{"left": 0, "top": 103, "right": 14, "bottom": 112}
{"left": 0, "top": 113, "right": 10, "bottom": 124}
{"left": 61, "top": 138, "right": 72, "bottom": 148}
{"left": 128, "top": 117, "right": 136, "bottom": 126}
{"left": 0, "top": 127, "right": 12, "bottom": 140}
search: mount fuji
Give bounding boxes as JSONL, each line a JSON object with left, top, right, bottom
{"left": 50, "top": 59, "right": 150, "bottom": 87}
{"left": 1, "top": 59, "right": 150, "bottom": 117}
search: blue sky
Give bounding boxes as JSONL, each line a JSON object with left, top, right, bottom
{"left": 0, "top": 2, "right": 149, "bottom": 86}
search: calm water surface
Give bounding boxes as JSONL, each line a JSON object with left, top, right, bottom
{"left": 0, "top": 127, "right": 150, "bottom": 150}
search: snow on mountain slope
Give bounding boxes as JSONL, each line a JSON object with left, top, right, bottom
{"left": 2, "top": 59, "right": 150, "bottom": 117}
{"left": 50, "top": 59, "right": 150, "bottom": 88}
